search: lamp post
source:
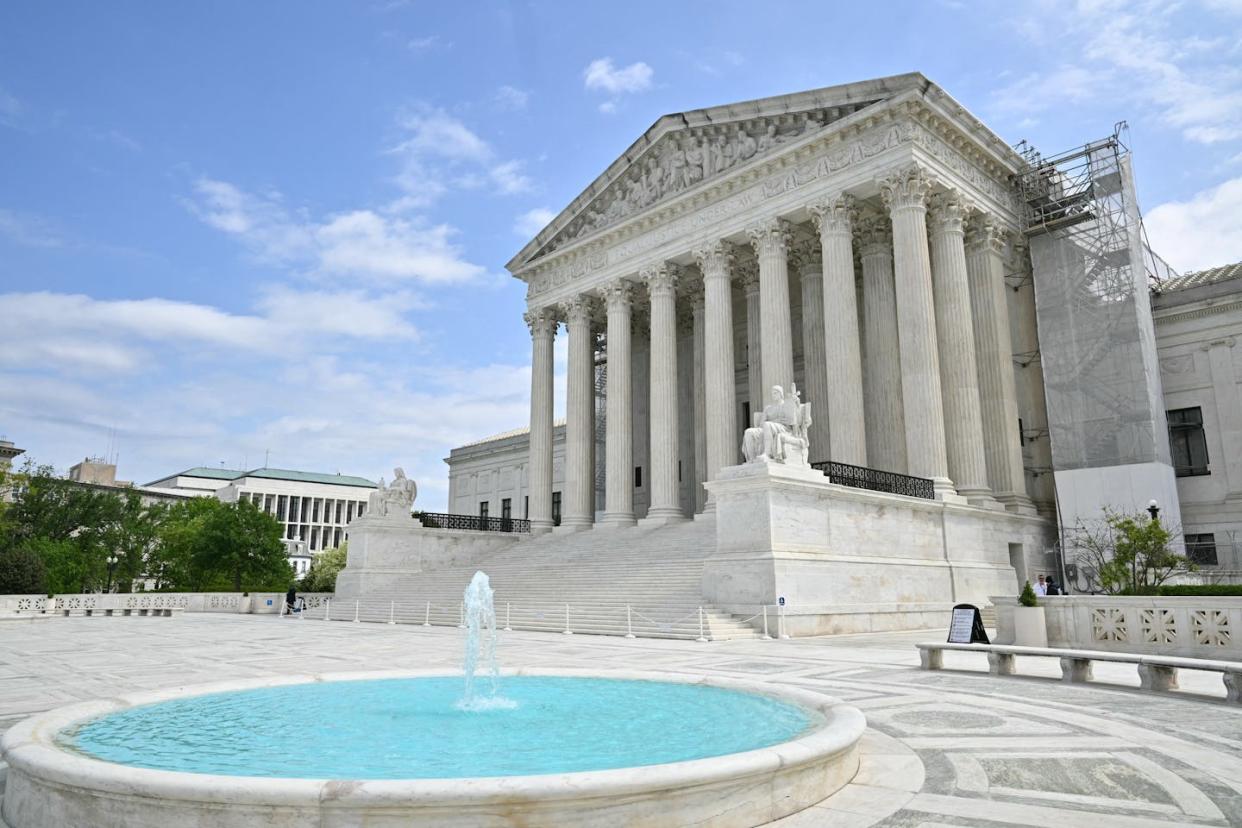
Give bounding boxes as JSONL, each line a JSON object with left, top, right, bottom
{"left": 105, "top": 554, "right": 119, "bottom": 593}
{"left": 1147, "top": 500, "right": 1160, "bottom": 522}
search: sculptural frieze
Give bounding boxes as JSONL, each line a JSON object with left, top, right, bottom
{"left": 367, "top": 467, "right": 417, "bottom": 518}
{"left": 742, "top": 384, "right": 812, "bottom": 467}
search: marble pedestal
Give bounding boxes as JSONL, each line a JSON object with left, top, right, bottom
{"left": 703, "top": 461, "right": 1050, "bottom": 636}
{"left": 335, "top": 515, "right": 521, "bottom": 598}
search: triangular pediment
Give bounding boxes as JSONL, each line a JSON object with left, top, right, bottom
{"left": 507, "top": 72, "right": 932, "bottom": 272}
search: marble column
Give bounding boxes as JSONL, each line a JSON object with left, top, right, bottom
{"left": 600, "top": 280, "right": 636, "bottom": 527}
{"left": 858, "top": 213, "right": 907, "bottom": 474}
{"left": 524, "top": 307, "right": 556, "bottom": 533}
{"left": 740, "top": 262, "right": 762, "bottom": 419}
{"left": 810, "top": 194, "right": 867, "bottom": 466}
{"left": 928, "top": 192, "right": 993, "bottom": 506}
{"left": 643, "top": 263, "right": 685, "bottom": 524}
{"left": 880, "top": 165, "right": 954, "bottom": 497}
{"left": 692, "top": 290, "right": 708, "bottom": 513}
{"left": 561, "top": 295, "right": 595, "bottom": 530}
{"left": 748, "top": 217, "right": 795, "bottom": 393}
{"left": 793, "top": 236, "right": 830, "bottom": 461}
{"left": 966, "top": 216, "right": 1035, "bottom": 513}
{"left": 693, "top": 241, "right": 738, "bottom": 510}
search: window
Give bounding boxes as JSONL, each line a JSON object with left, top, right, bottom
{"left": 742, "top": 401, "right": 751, "bottom": 429}
{"left": 479, "top": 501, "right": 489, "bottom": 519}
{"left": 634, "top": 466, "right": 643, "bottom": 488}
{"left": 501, "top": 498, "right": 512, "bottom": 519}
{"left": 552, "top": 491, "right": 562, "bottom": 526}
{"left": 1168, "top": 407, "right": 1210, "bottom": 476}
{"left": 346, "top": 501, "right": 355, "bottom": 522}
{"left": 1186, "top": 533, "right": 1218, "bottom": 566}
{"left": 336, "top": 500, "right": 343, "bottom": 523}
{"left": 277, "top": 495, "right": 287, "bottom": 521}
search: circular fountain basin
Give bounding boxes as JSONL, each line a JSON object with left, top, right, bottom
{"left": 1, "top": 669, "right": 865, "bottom": 828}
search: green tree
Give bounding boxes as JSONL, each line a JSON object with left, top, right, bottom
{"left": 169, "top": 498, "right": 291, "bottom": 591}
{"left": 300, "top": 543, "right": 347, "bottom": 592}
{"left": 0, "top": 545, "right": 47, "bottom": 593}
{"left": 1072, "top": 509, "right": 1193, "bottom": 595}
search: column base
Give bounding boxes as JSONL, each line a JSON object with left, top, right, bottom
{"left": 530, "top": 519, "right": 555, "bottom": 535}
{"left": 996, "top": 492, "right": 1038, "bottom": 516}
{"left": 597, "top": 513, "right": 637, "bottom": 529}
{"left": 554, "top": 520, "right": 593, "bottom": 534}
{"left": 957, "top": 488, "right": 1004, "bottom": 510}
{"left": 932, "top": 477, "right": 968, "bottom": 504}
{"left": 639, "top": 508, "right": 688, "bottom": 527}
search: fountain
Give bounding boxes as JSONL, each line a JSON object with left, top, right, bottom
{"left": 0, "top": 576, "right": 866, "bottom": 828}
{"left": 458, "top": 571, "right": 514, "bottom": 711}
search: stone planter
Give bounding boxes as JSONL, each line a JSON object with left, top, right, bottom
{"left": 1012, "top": 605, "right": 1047, "bottom": 647}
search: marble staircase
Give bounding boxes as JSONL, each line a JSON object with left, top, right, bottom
{"left": 336, "top": 518, "right": 762, "bottom": 640}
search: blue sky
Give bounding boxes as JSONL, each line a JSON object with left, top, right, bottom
{"left": 2, "top": 1, "right": 1240, "bottom": 509}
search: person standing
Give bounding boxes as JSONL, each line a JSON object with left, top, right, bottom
{"left": 1034, "top": 575, "right": 1048, "bottom": 597}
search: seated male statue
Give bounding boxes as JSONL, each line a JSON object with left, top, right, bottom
{"left": 742, "top": 384, "right": 812, "bottom": 467}
{"left": 367, "top": 467, "right": 418, "bottom": 517}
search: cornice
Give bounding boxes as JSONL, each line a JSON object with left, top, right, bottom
{"left": 1154, "top": 300, "right": 1242, "bottom": 327}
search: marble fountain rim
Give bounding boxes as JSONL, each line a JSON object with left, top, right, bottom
{"left": 0, "top": 667, "right": 866, "bottom": 827}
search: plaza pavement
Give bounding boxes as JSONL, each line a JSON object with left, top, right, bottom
{"left": 1, "top": 614, "right": 1240, "bottom": 827}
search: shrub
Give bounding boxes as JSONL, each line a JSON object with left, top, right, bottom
{"left": 0, "top": 545, "right": 47, "bottom": 594}
{"left": 1154, "top": 584, "right": 1242, "bottom": 597}
{"left": 1018, "top": 581, "right": 1038, "bottom": 607}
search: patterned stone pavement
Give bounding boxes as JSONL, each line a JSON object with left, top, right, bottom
{"left": 1, "top": 614, "right": 1240, "bottom": 827}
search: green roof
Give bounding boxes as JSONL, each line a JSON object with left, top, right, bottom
{"left": 236, "top": 468, "right": 377, "bottom": 488}
{"left": 149, "top": 466, "right": 376, "bottom": 488}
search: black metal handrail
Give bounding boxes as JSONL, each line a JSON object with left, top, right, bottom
{"left": 414, "top": 512, "right": 531, "bottom": 533}
{"left": 810, "top": 460, "right": 935, "bottom": 500}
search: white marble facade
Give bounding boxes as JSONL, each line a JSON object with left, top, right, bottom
{"left": 508, "top": 73, "right": 1050, "bottom": 534}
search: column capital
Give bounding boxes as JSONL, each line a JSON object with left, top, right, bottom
{"left": 640, "top": 262, "right": 681, "bottom": 297}
{"left": 855, "top": 210, "right": 893, "bottom": 257}
{"left": 790, "top": 235, "right": 823, "bottom": 276}
{"left": 747, "top": 217, "right": 792, "bottom": 258}
{"left": 599, "top": 279, "right": 634, "bottom": 312}
{"left": 878, "top": 164, "right": 937, "bottom": 213}
{"left": 562, "top": 294, "right": 596, "bottom": 325}
{"left": 737, "top": 259, "right": 760, "bottom": 295}
{"left": 808, "top": 193, "right": 856, "bottom": 236}
{"left": 692, "top": 240, "right": 735, "bottom": 280}
{"left": 964, "top": 214, "right": 1009, "bottom": 255}
{"left": 928, "top": 191, "right": 971, "bottom": 236}
{"left": 523, "top": 306, "right": 558, "bottom": 339}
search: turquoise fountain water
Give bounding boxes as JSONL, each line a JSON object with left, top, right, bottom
{"left": 60, "top": 571, "right": 819, "bottom": 780}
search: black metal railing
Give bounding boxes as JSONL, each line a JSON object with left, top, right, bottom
{"left": 414, "top": 512, "right": 531, "bottom": 533}
{"left": 810, "top": 460, "right": 935, "bottom": 500}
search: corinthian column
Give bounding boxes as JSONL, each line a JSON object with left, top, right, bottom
{"left": 880, "top": 166, "right": 954, "bottom": 497}
{"left": 792, "top": 236, "right": 830, "bottom": 461}
{"left": 748, "top": 218, "right": 795, "bottom": 393}
{"left": 561, "top": 295, "right": 596, "bottom": 530}
{"left": 692, "top": 288, "right": 707, "bottom": 513}
{"left": 693, "top": 241, "right": 738, "bottom": 509}
{"left": 809, "top": 195, "right": 866, "bottom": 466}
{"left": 858, "top": 213, "right": 907, "bottom": 474}
{"left": 643, "top": 263, "right": 685, "bottom": 524}
{"left": 928, "top": 192, "right": 993, "bottom": 506}
{"left": 966, "top": 216, "right": 1036, "bottom": 514}
{"left": 738, "top": 261, "right": 762, "bottom": 419}
{"left": 524, "top": 307, "right": 556, "bottom": 533}
{"left": 599, "top": 280, "right": 636, "bottom": 527}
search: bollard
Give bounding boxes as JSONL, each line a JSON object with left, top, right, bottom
{"left": 324, "top": 599, "right": 330, "bottom": 621}
{"left": 423, "top": 601, "right": 431, "bottom": 627}
{"left": 563, "top": 603, "right": 573, "bottom": 635}
{"left": 504, "top": 602, "right": 512, "bottom": 632}
{"left": 388, "top": 601, "right": 395, "bottom": 625}
{"left": 779, "top": 603, "right": 790, "bottom": 639}
{"left": 457, "top": 602, "right": 465, "bottom": 629}
{"left": 625, "top": 604, "right": 635, "bottom": 639}
{"left": 696, "top": 606, "right": 708, "bottom": 643}
{"left": 762, "top": 605, "right": 771, "bottom": 639}
{"left": 353, "top": 600, "right": 360, "bottom": 623}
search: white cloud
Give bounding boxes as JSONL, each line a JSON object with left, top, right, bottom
{"left": 489, "top": 160, "right": 533, "bottom": 194}
{"left": 1145, "top": 175, "right": 1242, "bottom": 272}
{"left": 583, "top": 58, "right": 653, "bottom": 94}
{"left": 387, "top": 106, "right": 533, "bottom": 203}
{"left": 598, "top": 101, "right": 618, "bottom": 115}
{"left": 407, "top": 35, "right": 449, "bottom": 52}
{"left": 514, "top": 207, "right": 555, "bottom": 237}
{"left": 188, "top": 178, "right": 485, "bottom": 284}
{"left": 494, "top": 85, "right": 530, "bottom": 111}
{"left": 393, "top": 107, "right": 492, "bottom": 162}
{"left": 0, "top": 209, "right": 63, "bottom": 247}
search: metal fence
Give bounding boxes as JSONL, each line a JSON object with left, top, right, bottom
{"left": 414, "top": 512, "right": 531, "bottom": 533}
{"left": 810, "top": 460, "right": 935, "bottom": 500}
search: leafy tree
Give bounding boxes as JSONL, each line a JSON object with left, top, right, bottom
{"left": 1071, "top": 509, "right": 1193, "bottom": 595}
{"left": 1018, "top": 580, "right": 1038, "bottom": 607}
{"left": 180, "top": 498, "right": 291, "bottom": 592}
{"left": 0, "top": 545, "right": 47, "bottom": 593}
{"left": 300, "top": 543, "right": 347, "bottom": 592}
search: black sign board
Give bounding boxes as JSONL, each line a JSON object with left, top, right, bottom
{"left": 947, "top": 603, "right": 989, "bottom": 644}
